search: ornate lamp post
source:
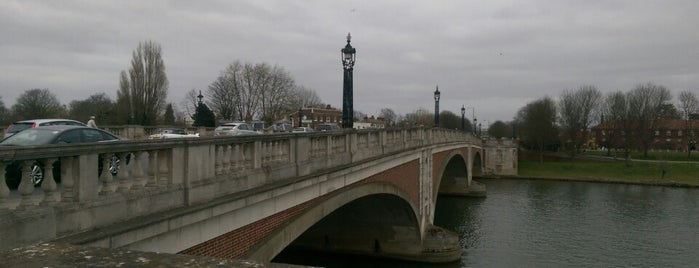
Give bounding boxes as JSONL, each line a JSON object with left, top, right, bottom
{"left": 461, "top": 105, "right": 466, "bottom": 131}
{"left": 341, "top": 33, "right": 356, "bottom": 129}
{"left": 433, "top": 85, "right": 441, "bottom": 127}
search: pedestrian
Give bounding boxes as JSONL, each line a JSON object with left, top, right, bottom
{"left": 87, "top": 115, "right": 98, "bottom": 128}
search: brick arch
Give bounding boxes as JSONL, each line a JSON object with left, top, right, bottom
{"left": 245, "top": 182, "right": 420, "bottom": 262}
{"left": 472, "top": 150, "right": 483, "bottom": 176}
{"left": 432, "top": 148, "right": 469, "bottom": 199}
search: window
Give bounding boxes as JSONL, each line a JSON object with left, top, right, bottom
{"left": 56, "top": 130, "right": 82, "bottom": 143}
{"left": 678, "top": 130, "right": 683, "bottom": 137}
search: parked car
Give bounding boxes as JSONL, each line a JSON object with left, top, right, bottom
{"left": 3, "top": 118, "right": 86, "bottom": 139}
{"left": 316, "top": 124, "right": 341, "bottom": 131}
{"left": 2, "top": 125, "right": 125, "bottom": 189}
{"left": 214, "top": 123, "right": 261, "bottom": 136}
{"left": 148, "top": 128, "right": 199, "bottom": 139}
{"left": 292, "top": 127, "right": 314, "bottom": 133}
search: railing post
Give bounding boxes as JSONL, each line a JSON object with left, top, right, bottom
{"left": 40, "top": 158, "right": 59, "bottom": 205}
{"left": 0, "top": 162, "right": 10, "bottom": 212}
{"left": 17, "top": 161, "right": 36, "bottom": 210}
{"left": 253, "top": 140, "right": 262, "bottom": 169}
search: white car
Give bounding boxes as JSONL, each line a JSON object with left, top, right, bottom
{"left": 214, "top": 123, "right": 261, "bottom": 136}
{"left": 3, "top": 118, "right": 86, "bottom": 138}
{"left": 148, "top": 128, "right": 199, "bottom": 139}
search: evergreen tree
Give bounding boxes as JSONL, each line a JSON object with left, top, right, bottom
{"left": 193, "top": 103, "right": 216, "bottom": 127}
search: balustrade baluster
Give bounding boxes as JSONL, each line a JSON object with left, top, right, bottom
{"left": 157, "top": 150, "right": 169, "bottom": 186}
{"left": 222, "top": 145, "right": 231, "bottom": 173}
{"left": 130, "top": 152, "right": 145, "bottom": 190}
{"left": 17, "top": 161, "right": 36, "bottom": 210}
{"left": 232, "top": 144, "right": 240, "bottom": 170}
{"left": 146, "top": 150, "right": 158, "bottom": 187}
{"left": 116, "top": 152, "right": 131, "bottom": 193}
{"left": 61, "top": 156, "right": 75, "bottom": 202}
{"left": 215, "top": 145, "right": 223, "bottom": 175}
{"left": 0, "top": 163, "right": 9, "bottom": 212}
{"left": 99, "top": 154, "right": 114, "bottom": 195}
{"left": 40, "top": 158, "right": 59, "bottom": 205}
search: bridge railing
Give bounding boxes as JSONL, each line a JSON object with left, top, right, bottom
{"left": 0, "top": 127, "right": 479, "bottom": 250}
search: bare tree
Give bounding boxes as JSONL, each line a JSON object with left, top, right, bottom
{"left": 179, "top": 89, "right": 200, "bottom": 120}
{"left": 515, "top": 97, "right": 558, "bottom": 162}
{"left": 0, "top": 96, "right": 8, "bottom": 124}
{"left": 627, "top": 83, "right": 672, "bottom": 157}
{"left": 600, "top": 91, "right": 631, "bottom": 160}
{"left": 208, "top": 62, "right": 241, "bottom": 121}
{"left": 558, "top": 85, "right": 602, "bottom": 159}
{"left": 286, "top": 86, "right": 324, "bottom": 110}
{"left": 678, "top": 90, "right": 698, "bottom": 158}
{"left": 402, "top": 108, "right": 432, "bottom": 128}
{"left": 11, "top": 88, "right": 66, "bottom": 119}
{"left": 116, "top": 40, "right": 169, "bottom": 125}
{"left": 379, "top": 108, "right": 397, "bottom": 127}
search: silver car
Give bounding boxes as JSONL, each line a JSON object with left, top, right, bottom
{"left": 214, "top": 122, "right": 260, "bottom": 136}
{"left": 3, "top": 118, "right": 86, "bottom": 138}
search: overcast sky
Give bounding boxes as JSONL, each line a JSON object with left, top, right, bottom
{"left": 2, "top": 0, "right": 698, "bottom": 125}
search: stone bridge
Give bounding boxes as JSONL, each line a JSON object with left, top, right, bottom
{"left": 0, "top": 128, "right": 517, "bottom": 263}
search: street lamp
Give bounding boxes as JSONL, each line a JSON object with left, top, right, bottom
{"left": 473, "top": 117, "right": 478, "bottom": 135}
{"left": 461, "top": 105, "right": 466, "bottom": 131}
{"left": 341, "top": 33, "right": 356, "bottom": 129}
{"left": 434, "top": 85, "right": 440, "bottom": 127}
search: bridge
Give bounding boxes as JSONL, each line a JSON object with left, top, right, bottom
{"left": 0, "top": 128, "right": 517, "bottom": 264}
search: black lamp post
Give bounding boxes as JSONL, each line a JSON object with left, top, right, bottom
{"left": 433, "top": 85, "right": 440, "bottom": 127}
{"left": 474, "top": 118, "right": 478, "bottom": 135}
{"left": 461, "top": 105, "right": 466, "bottom": 131}
{"left": 341, "top": 33, "right": 356, "bottom": 129}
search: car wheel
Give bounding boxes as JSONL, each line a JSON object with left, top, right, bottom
{"left": 30, "top": 162, "right": 44, "bottom": 187}
{"left": 109, "top": 154, "right": 120, "bottom": 176}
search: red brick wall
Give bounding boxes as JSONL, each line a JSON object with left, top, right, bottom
{"left": 179, "top": 159, "right": 421, "bottom": 259}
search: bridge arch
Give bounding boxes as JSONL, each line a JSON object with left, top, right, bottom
{"left": 247, "top": 182, "right": 421, "bottom": 262}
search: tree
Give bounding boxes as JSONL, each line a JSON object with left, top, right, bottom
{"left": 626, "top": 83, "right": 672, "bottom": 157}
{"left": 515, "top": 97, "right": 559, "bottom": 162}
{"left": 488, "top": 120, "right": 510, "bottom": 139}
{"left": 11, "top": 88, "right": 66, "bottom": 119}
{"left": 0, "top": 96, "right": 8, "bottom": 125}
{"left": 287, "top": 86, "right": 324, "bottom": 110}
{"left": 208, "top": 63, "right": 241, "bottom": 121}
{"left": 179, "top": 89, "right": 201, "bottom": 120}
{"left": 439, "top": 110, "right": 461, "bottom": 129}
{"left": 678, "top": 90, "right": 699, "bottom": 158}
{"left": 116, "top": 40, "right": 169, "bottom": 125}
{"left": 192, "top": 103, "right": 216, "bottom": 127}
{"left": 558, "top": 85, "right": 602, "bottom": 159}
{"left": 600, "top": 91, "right": 630, "bottom": 159}
{"left": 163, "top": 103, "right": 176, "bottom": 125}
{"left": 402, "top": 108, "right": 432, "bottom": 127}
{"left": 68, "top": 93, "right": 116, "bottom": 125}
{"left": 379, "top": 108, "right": 397, "bottom": 127}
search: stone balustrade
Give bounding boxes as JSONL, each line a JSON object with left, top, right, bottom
{"left": 0, "top": 127, "right": 481, "bottom": 251}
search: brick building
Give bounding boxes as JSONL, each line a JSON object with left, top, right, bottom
{"left": 288, "top": 106, "right": 342, "bottom": 129}
{"left": 593, "top": 119, "right": 698, "bottom": 151}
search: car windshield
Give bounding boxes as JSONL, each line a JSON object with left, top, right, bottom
{"left": 6, "top": 122, "right": 33, "bottom": 134}
{"left": 0, "top": 128, "right": 59, "bottom": 146}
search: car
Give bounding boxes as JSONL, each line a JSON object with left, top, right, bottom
{"left": 148, "top": 128, "right": 199, "bottom": 139}
{"left": 214, "top": 123, "right": 261, "bottom": 136}
{"left": 3, "top": 118, "right": 86, "bottom": 138}
{"left": 292, "top": 127, "right": 314, "bottom": 133}
{"left": 316, "top": 124, "right": 341, "bottom": 132}
{"left": 2, "top": 125, "right": 125, "bottom": 189}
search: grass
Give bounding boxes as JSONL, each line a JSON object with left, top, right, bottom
{"left": 582, "top": 149, "right": 699, "bottom": 162}
{"left": 518, "top": 160, "right": 699, "bottom": 186}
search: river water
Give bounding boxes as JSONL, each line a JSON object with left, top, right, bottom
{"left": 276, "top": 178, "right": 699, "bottom": 267}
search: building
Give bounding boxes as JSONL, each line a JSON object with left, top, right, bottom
{"left": 593, "top": 119, "right": 698, "bottom": 151}
{"left": 288, "top": 106, "right": 342, "bottom": 129}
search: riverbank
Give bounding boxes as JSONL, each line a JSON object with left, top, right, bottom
{"left": 503, "top": 160, "right": 699, "bottom": 187}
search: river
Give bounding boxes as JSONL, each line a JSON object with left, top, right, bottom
{"left": 275, "top": 178, "right": 699, "bottom": 267}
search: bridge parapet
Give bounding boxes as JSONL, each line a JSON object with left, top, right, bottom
{"left": 0, "top": 127, "right": 480, "bottom": 251}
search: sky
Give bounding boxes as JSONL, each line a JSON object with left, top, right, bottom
{"left": 2, "top": 0, "right": 699, "bottom": 126}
